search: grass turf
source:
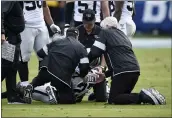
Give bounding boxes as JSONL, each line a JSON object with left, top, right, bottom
{"left": 1, "top": 48, "right": 171, "bottom": 117}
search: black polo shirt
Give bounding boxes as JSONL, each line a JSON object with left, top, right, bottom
{"left": 77, "top": 24, "right": 102, "bottom": 68}
{"left": 76, "top": 24, "right": 101, "bottom": 53}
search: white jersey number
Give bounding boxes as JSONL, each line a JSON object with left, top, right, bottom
{"left": 127, "top": 1, "right": 134, "bottom": 12}
{"left": 24, "top": 1, "right": 42, "bottom": 11}
{"left": 78, "top": 1, "right": 97, "bottom": 14}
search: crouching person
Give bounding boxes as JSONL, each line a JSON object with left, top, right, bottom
{"left": 88, "top": 17, "right": 166, "bottom": 105}
{"left": 23, "top": 27, "right": 89, "bottom": 104}
{"left": 23, "top": 66, "right": 105, "bottom": 104}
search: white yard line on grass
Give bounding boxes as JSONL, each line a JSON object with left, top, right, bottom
{"left": 131, "top": 39, "right": 171, "bottom": 48}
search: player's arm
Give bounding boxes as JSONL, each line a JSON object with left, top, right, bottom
{"left": 43, "top": 1, "right": 53, "bottom": 26}
{"left": 101, "top": 1, "right": 110, "bottom": 19}
{"left": 79, "top": 47, "right": 90, "bottom": 78}
{"left": 113, "top": 1, "right": 124, "bottom": 22}
{"left": 100, "top": 55, "right": 107, "bottom": 72}
{"left": 43, "top": 1, "right": 60, "bottom": 33}
{"left": 88, "top": 31, "right": 106, "bottom": 62}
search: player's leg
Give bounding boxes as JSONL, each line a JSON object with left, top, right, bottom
{"left": 18, "top": 27, "right": 36, "bottom": 85}
{"left": 34, "top": 25, "right": 50, "bottom": 69}
{"left": 32, "top": 83, "right": 58, "bottom": 104}
{"left": 118, "top": 19, "right": 127, "bottom": 36}
{"left": 65, "top": 2, "right": 74, "bottom": 25}
{"left": 23, "top": 68, "right": 51, "bottom": 104}
{"left": 126, "top": 19, "right": 136, "bottom": 37}
{"left": 118, "top": 19, "right": 136, "bottom": 37}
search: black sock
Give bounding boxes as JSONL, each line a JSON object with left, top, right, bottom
{"left": 18, "top": 62, "right": 29, "bottom": 82}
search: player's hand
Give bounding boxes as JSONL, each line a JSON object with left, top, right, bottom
{"left": 93, "top": 66, "right": 103, "bottom": 74}
{"left": 1, "top": 34, "right": 6, "bottom": 44}
{"left": 95, "top": 71, "right": 105, "bottom": 83}
{"left": 50, "top": 24, "right": 61, "bottom": 33}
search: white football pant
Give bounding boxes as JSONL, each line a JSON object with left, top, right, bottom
{"left": 118, "top": 19, "right": 136, "bottom": 38}
{"left": 20, "top": 25, "right": 50, "bottom": 62}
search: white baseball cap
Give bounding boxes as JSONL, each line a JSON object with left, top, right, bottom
{"left": 100, "top": 17, "right": 118, "bottom": 29}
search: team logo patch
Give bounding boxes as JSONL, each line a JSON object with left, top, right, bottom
{"left": 86, "top": 14, "right": 91, "bottom": 18}
{"left": 94, "top": 35, "right": 100, "bottom": 39}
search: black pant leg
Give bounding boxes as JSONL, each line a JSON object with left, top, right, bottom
{"left": 1, "top": 63, "right": 9, "bottom": 99}
{"left": 51, "top": 78, "right": 75, "bottom": 104}
{"left": 18, "top": 62, "right": 29, "bottom": 82}
{"left": 31, "top": 68, "right": 50, "bottom": 88}
{"left": 108, "top": 72, "right": 141, "bottom": 105}
{"left": 5, "top": 65, "right": 18, "bottom": 102}
{"left": 93, "top": 79, "right": 107, "bottom": 102}
{"left": 1, "top": 65, "right": 8, "bottom": 82}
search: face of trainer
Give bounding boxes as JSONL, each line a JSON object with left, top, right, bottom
{"left": 83, "top": 20, "right": 95, "bottom": 33}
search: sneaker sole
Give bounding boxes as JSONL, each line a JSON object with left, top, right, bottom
{"left": 141, "top": 88, "right": 159, "bottom": 105}
{"left": 147, "top": 88, "right": 166, "bottom": 105}
{"left": 23, "top": 84, "right": 33, "bottom": 104}
{"left": 46, "top": 86, "right": 57, "bottom": 104}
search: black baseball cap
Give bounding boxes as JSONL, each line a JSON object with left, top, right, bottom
{"left": 66, "top": 27, "right": 79, "bottom": 36}
{"left": 82, "top": 9, "right": 96, "bottom": 24}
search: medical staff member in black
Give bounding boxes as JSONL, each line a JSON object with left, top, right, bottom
{"left": 1, "top": 1, "right": 26, "bottom": 104}
{"left": 88, "top": 17, "right": 166, "bottom": 105}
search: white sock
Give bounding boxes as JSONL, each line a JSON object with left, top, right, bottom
{"left": 20, "top": 81, "right": 29, "bottom": 86}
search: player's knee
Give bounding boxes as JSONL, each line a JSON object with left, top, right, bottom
{"left": 20, "top": 53, "right": 31, "bottom": 62}
{"left": 58, "top": 91, "right": 76, "bottom": 104}
{"left": 126, "top": 21, "right": 136, "bottom": 37}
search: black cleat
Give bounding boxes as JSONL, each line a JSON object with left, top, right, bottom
{"left": 46, "top": 86, "right": 58, "bottom": 104}
{"left": 23, "top": 84, "right": 33, "bottom": 104}
{"left": 147, "top": 88, "right": 166, "bottom": 105}
{"left": 88, "top": 92, "right": 96, "bottom": 101}
{"left": 140, "top": 88, "right": 159, "bottom": 105}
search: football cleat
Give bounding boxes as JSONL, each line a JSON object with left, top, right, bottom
{"left": 146, "top": 88, "right": 166, "bottom": 105}
{"left": 23, "top": 84, "right": 33, "bottom": 104}
{"left": 140, "top": 88, "right": 159, "bottom": 105}
{"left": 46, "top": 86, "right": 58, "bottom": 104}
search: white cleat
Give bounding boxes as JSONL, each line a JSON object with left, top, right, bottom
{"left": 46, "top": 86, "right": 58, "bottom": 104}
{"left": 147, "top": 88, "right": 166, "bottom": 105}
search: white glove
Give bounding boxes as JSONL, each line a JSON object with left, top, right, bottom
{"left": 85, "top": 72, "right": 99, "bottom": 84}
{"left": 50, "top": 24, "right": 61, "bottom": 33}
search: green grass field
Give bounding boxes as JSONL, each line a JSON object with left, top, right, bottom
{"left": 1, "top": 48, "right": 171, "bottom": 117}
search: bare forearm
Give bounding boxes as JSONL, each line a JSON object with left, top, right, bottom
{"left": 101, "top": 1, "right": 110, "bottom": 19}
{"left": 43, "top": 2, "right": 54, "bottom": 26}
{"left": 100, "top": 55, "right": 106, "bottom": 67}
{"left": 113, "top": 1, "right": 124, "bottom": 22}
